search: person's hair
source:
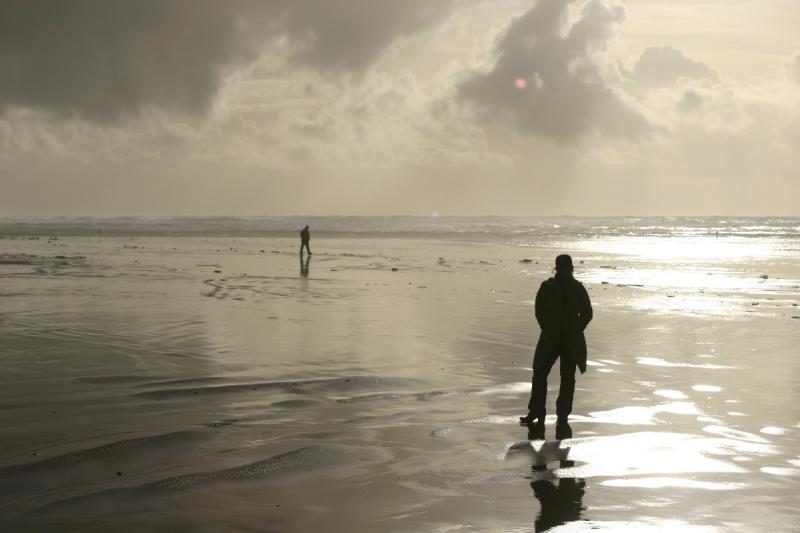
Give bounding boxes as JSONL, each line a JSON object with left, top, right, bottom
{"left": 554, "top": 254, "right": 573, "bottom": 273}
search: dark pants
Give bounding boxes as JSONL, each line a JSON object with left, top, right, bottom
{"left": 300, "top": 241, "right": 311, "bottom": 255}
{"left": 527, "top": 349, "right": 576, "bottom": 422}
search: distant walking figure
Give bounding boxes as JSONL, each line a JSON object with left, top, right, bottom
{"left": 520, "top": 254, "right": 592, "bottom": 438}
{"left": 300, "top": 225, "right": 312, "bottom": 256}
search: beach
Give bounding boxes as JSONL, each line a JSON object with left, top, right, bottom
{"left": 1, "top": 217, "right": 799, "bottom": 532}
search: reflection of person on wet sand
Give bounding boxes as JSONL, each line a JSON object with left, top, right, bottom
{"left": 531, "top": 476, "right": 586, "bottom": 532}
{"left": 507, "top": 440, "right": 586, "bottom": 531}
{"left": 528, "top": 442, "right": 584, "bottom": 531}
{"left": 520, "top": 254, "right": 593, "bottom": 439}
{"left": 300, "top": 225, "right": 312, "bottom": 256}
{"left": 300, "top": 254, "right": 310, "bottom": 278}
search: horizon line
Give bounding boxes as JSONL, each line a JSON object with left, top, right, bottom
{"left": 1, "top": 214, "right": 799, "bottom": 219}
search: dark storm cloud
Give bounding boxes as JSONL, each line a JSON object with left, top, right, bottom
{"left": 631, "top": 46, "right": 718, "bottom": 88}
{"left": 458, "top": 0, "right": 648, "bottom": 143}
{"left": 0, "top": 0, "right": 250, "bottom": 122}
{"left": 0, "top": 0, "right": 451, "bottom": 122}
{"left": 278, "top": 1, "right": 452, "bottom": 71}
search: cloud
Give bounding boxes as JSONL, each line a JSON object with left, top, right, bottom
{"left": 4, "top": 0, "right": 800, "bottom": 217}
{"left": 0, "top": 1, "right": 253, "bottom": 122}
{"left": 677, "top": 89, "right": 704, "bottom": 113}
{"left": 785, "top": 49, "right": 800, "bottom": 84}
{"left": 631, "top": 46, "right": 718, "bottom": 88}
{"left": 458, "top": 0, "right": 648, "bottom": 143}
{"left": 277, "top": 1, "right": 454, "bottom": 72}
{"left": 0, "top": 0, "right": 455, "bottom": 122}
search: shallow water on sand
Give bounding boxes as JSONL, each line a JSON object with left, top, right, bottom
{"left": 1, "top": 226, "right": 799, "bottom": 531}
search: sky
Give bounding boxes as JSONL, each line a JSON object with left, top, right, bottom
{"left": 1, "top": 0, "right": 799, "bottom": 216}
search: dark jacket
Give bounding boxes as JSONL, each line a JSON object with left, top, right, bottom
{"left": 300, "top": 228, "right": 310, "bottom": 243}
{"left": 533, "top": 274, "right": 593, "bottom": 373}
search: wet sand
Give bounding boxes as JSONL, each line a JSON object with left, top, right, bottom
{"left": 1, "top": 230, "right": 799, "bottom": 531}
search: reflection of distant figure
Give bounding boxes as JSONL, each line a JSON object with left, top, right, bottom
{"left": 521, "top": 254, "right": 593, "bottom": 434}
{"left": 300, "top": 225, "right": 312, "bottom": 256}
{"left": 531, "top": 477, "right": 586, "bottom": 532}
{"left": 300, "top": 254, "right": 310, "bottom": 278}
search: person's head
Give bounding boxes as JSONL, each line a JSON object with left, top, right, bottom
{"left": 554, "top": 254, "right": 573, "bottom": 275}
{"left": 304, "top": 225, "right": 309, "bottom": 230}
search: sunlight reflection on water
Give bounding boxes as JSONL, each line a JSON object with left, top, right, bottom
{"left": 571, "top": 236, "right": 786, "bottom": 263}
{"left": 584, "top": 268, "right": 768, "bottom": 292}
{"left": 580, "top": 402, "right": 701, "bottom": 426}
{"left": 692, "top": 384, "right": 722, "bottom": 392}
{"left": 601, "top": 477, "right": 743, "bottom": 490}
{"left": 653, "top": 389, "right": 689, "bottom": 400}
{"left": 637, "top": 358, "right": 731, "bottom": 370}
{"left": 566, "top": 235, "right": 799, "bottom": 319}
{"left": 547, "top": 520, "right": 720, "bottom": 532}
{"left": 550, "top": 431, "right": 764, "bottom": 478}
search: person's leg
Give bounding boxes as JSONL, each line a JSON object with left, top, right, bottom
{"left": 526, "top": 352, "right": 557, "bottom": 422}
{"left": 556, "top": 354, "right": 577, "bottom": 422}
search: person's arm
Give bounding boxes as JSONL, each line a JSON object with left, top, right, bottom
{"left": 534, "top": 282, "right": 546, "bottom": 328}
{"left": 578, "top": 284, "right": 593, "bottom": 330}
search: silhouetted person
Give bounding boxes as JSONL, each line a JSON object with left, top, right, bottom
{"left": 300, "top": 225, "right": 312, "bottom": 256}
{"left": 300, "top": 254, "right": 310, "bottom": 278}
{"left": 520, "top": 254, "right": 592, "bottom": 434}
